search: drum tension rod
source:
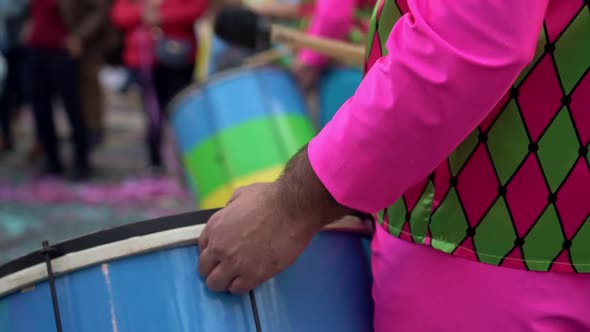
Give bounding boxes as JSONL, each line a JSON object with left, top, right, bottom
{"left": 40, "top": 240, "right": 64, "bottom": 332}
{"left": 249, "top": 290, "right": 263, "bottom": 332}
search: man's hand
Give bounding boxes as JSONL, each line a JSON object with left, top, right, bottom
{"left": 197, "top": 147, "right": 353, "bottom": 294}
{"left": 65, "top": 36, "right": 83, "bottom": 58}
{"left": 197, "top": 183, "right": 320, "bottom": 294}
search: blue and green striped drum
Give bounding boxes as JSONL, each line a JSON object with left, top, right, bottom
{"left": 170, "top": 67, "right": 316, "bottom": 209}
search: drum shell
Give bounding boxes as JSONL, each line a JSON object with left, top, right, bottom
{"left": 170, "top": 67, "right": 316, "bottom": 209}
{"left": 318, "top": 67, "right": 362, "bottom": 128}
{"left": 0, "top": 231, "right": 373, "bottom": 331}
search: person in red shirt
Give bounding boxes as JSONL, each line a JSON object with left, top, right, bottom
{"left": 28, "top": 0, "right": 91, "bottom": 179}
{"left": 112, "top": 0, "right": 207, "bottom": 169}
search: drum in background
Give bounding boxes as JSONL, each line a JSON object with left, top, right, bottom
{"left": 170, "top": 67, "right": 316, "bottom": 209}
{"left": 0, "top": 210, "right": 374, "bottom": 332}
{"left": 318, "top": 67, "right": 362, "bottom": 128}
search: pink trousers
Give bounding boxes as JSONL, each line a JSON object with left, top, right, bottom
{"left": 371, "top": 226, "right": 590, "bottom": 332}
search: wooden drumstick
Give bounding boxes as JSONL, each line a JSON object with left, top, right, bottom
{"left": 269, "top": 25, "right": 365, "bottom": 67}
{"left": 214, "top": 6, "right": 366, "bottom": 67}
{"left": 241, "top": 47, "right": 293, "bottom": 68}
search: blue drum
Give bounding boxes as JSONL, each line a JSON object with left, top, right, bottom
{"left": 170, "top": 67, "right": 316, "bottom": 209}
{"left": 318, "top": 67, "right": 363, "bottom": 128}
{"left": 0, "top": 210, "right": 373, "bottom": 331}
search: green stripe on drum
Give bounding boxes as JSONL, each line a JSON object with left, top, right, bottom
{"left": 183, "top": 115, "right": 315, "bottom": 198}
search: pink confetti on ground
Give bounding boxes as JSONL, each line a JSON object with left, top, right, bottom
{"left": 0, "top": 177, "right": 192, "bottom": 206}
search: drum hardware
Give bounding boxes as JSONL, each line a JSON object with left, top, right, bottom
{"left": 241, "top": 47, "right": 292, "bottom": 68}
{"left": 249, "top": 290, "right": 263, "bottom": 332}
{"left": 40, "top": 241, "right": 63, "bottom": 332}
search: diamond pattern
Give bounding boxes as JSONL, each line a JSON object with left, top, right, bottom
{"left": 571, "top": 215, "right": 590, "bottom": 272}
{"left": 377, "top": 210, "right": 385, "bottom": 226}
{"left": 518, "top": 55, "right": 563, "bottom": 141}
{"left": 505, "top": 155, "right": 549, "bottom": 237}
{"left": 570, "top": 72, "right": 590, "bottom": 145}
{"left": 514, "top": 28, "right": 547, "bottom": 87}
{"left": 456, "top": 145, "right": 499, "bottom": 226}
{"left": 501, "top": 247, "right": 527, "bottom": 270}
{"left": 404, "top": 179, "right": 429, "bottom": 212}
{"left": 522, "top": 206, "right": 565, "bottom": 271}
{"left": 455, "top": 237, "right": 478, "bottom": 261}
{"left": 409, "top": 181, "right": 434, "bottom": 244}
{"left": 544, "top": 0, "right": 584, "bottom": 42}
{"left": 383, "top": 198, "right": 407, "bottom": 237}
{"left": 400, "top": 222, "right": 413, "bottom": 242}
{"left": 365, "top": 0, "right": 385, "bottom": 72}
{"left": 473, "top": 198, "right": 516, "bottom": 266}
{"left": 480, "top": 92, "right": 510, "bottom": 132}
{"left": 553, "top": 9, "right": 590, "bottom": 94}
{"left": 377, "top": 0, "right": 401, "bottom": 57}
{"left": 486, "top": 100, "right": 530, "bottom": 185}
{"left": 555, "top": 158, "right": 590, "bottom": 240}
{"left": 430, "top": 188, "right": 469, "bottom": 254}
{"left": 448, "top": 129, "right": 479, "bottom": 176}
{"left": 393, "top": 0, "right": 409, "bottom": 14}
{"left": 432, "top": 160, "right": 451, "bottom": 211}
{"left": 537, "top": 107, "right": 581, "bottom": 192}
{"left": 550, "top": 250, "right": 575, "bottom": 273}
{"left": 370, "top": 0, "right": 589, "bottom": 272}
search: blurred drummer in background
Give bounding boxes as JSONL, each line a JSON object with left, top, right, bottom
{"left": 291, "top": 0, "right": 375, "bottom": 91}
{"left": 111, "top": 0, "right": 207, "bottom": 170}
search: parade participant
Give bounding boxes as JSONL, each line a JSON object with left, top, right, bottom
{"left": 198, "top": 0, "right": 590, "bottom": 330}
{"left": 0, "top": 0, "right": 29, "bottom": 153}
{"left": 112, "top": 0, "right": 207, "bottom": 169}
{"left": 61, "top": 0, "right": 118, "bottom": 147}
{"left": 28, "top": 0, "right": 92, "bottom": 179}
{"left": 292, "top": 0, "right": 374, "bottom": 90}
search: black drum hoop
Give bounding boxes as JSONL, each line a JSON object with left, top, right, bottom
{"left": 0, "top": 208, "right": 219, "bottom": 279}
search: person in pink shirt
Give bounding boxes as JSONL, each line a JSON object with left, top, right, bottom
{"left": 198, "top": 0, "right": 590, "bottom": 330}
{"left": 292, "top": 0, "right": 374, "bottom": 89}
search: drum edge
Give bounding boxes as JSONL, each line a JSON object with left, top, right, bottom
{"left": 0, "top": 206, "right": 371, "bottom": 299}
{"left": 0, "top": 223, "right": 207, "bottom": 298}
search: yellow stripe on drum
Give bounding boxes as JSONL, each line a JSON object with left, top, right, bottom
{"left": 199, "top": 165, "right": 285, "bottom": 209}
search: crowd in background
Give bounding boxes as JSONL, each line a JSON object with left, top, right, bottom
{"left": 0, "top": 0, "right": 207, "bottom": 181}
{"left": 0, "top": 0, "right": 367, "bottom": 182}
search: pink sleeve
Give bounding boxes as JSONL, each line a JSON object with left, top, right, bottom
{"left": 297, "top": 0, "right": 358, "bottom": 68}
{"left": 308, "top": 0, "right": 549, "bottom": 213}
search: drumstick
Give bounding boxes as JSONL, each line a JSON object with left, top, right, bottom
{"left": 269, "top": 25, "right": 365, "bottom": 67}
{"left": 214, "top": 6, "right": 366, "bottom": 67}
{"left": 241, "top": 47, "right": 293, "bottom": 68}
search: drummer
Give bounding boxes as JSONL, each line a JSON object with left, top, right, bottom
{"left": 198, "top": 0, "right": 590, "bottom": 331}
{"left": 290, "top": 0, "right": 375, "bottom": 90}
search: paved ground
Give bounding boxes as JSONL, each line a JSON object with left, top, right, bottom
{"left": 0, "top": 85, "right": 195, "bottom": 265}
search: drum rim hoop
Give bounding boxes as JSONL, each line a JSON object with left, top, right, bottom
{"left": 0, "top": 209, "right": 217, "bottom": 281}
{"left": 0, "top": 210, "right": 370, "bottom": 298}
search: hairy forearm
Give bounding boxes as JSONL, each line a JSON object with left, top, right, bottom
{"left": 274, "top": 145, "right": 353, "bottom": 229}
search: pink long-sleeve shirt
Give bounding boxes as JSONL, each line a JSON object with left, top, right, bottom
{"left": 297, "top": 0, "right": 374, "bottom": 68}
{"left": 309, "top": 0, "right": 549, "bottom": 213}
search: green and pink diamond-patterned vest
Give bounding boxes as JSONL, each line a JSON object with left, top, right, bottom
{"left": 366, "top": 0, "right": 590, "bottom": 273}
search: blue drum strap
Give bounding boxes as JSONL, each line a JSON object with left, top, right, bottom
{"left": 40, "top": 241, "right": 63, "bottom": 332}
